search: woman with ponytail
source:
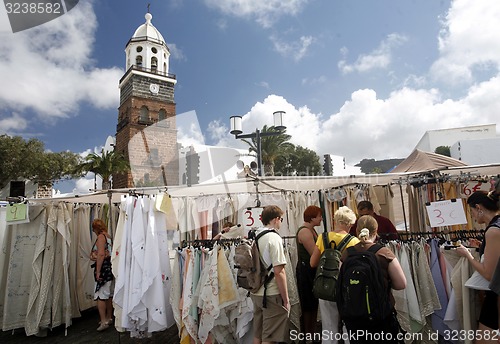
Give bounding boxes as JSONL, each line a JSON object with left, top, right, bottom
{"left": 339, "top": 215, "right": 406, "bottom": 343}
{"left": 457, "top": 183, "right": 500, "bottom": 340}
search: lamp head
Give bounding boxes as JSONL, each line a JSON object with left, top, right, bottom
{"left": 273, "top": 111, "right": 286, "bottom": 131}
{"left": 229, "top": 116, "right": 243, "bottom": 135}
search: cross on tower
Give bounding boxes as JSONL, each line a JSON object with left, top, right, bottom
{"left": 147, "top": 3, "right": 150, "bottom": 13}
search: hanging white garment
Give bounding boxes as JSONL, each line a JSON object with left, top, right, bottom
{"left": 227, "top": 245, "right": 253, "bottom": 341}
{"left": 111, "top": 198, "right": 127, "bottom": 330}
{"left": 0, "top": 206, "right": 7, "bottom": 323}
{"left": 128, "top": 197, "right": 148, "bottom": 333}
{"left": 197, "top": 246, "right": 220, "bottom": 343}
{"left": 169, "top": 249, "right": 182, "bottom": 336}
{"left": 50, "top": 203, "right": 72, "bottom": 330}
{"left": 114, "top": 196, "right": 135, "bottom": 330}
{"left": 74, "top": 204, "right": 95, "bottom": 312}
{"left": 142, "top": 195, "right": 175, "bottom": 332}
{"left": 181, "top": 247, "right": 199, "bottom": 341}
{"left": 23, "top": 205, "right": 50, "bottom": 335}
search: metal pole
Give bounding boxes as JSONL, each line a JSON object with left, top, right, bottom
{"left": 107, "top": 190, "right": 114, "bottom": 238}
{"left": 256, "top": 129, "right": 263, "bottom": 176}
{"left": 399, "top": 182, "right": 408, "bottom": 232}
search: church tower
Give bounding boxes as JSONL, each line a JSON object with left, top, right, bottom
{"left": 114, "top": 12, "right": 179, "bottom": 188}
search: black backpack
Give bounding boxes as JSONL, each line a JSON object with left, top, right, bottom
{"left": 336, "top": 244, "right": 392, "bottom": 322}
{"left": 312, "top": 233, "right": 353, "bottom": 301}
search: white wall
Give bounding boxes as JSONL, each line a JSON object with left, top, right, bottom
{"left": 451, "top": 138, "right": 500, "bottom": 165}
{"left": 415, "top": 124, "right": 497, "bottom": 152}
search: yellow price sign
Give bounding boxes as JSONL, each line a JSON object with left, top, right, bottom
{"left": 6, "top": 203, "right": 28, "bottom": 222}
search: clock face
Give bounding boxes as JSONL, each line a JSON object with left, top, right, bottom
{"left": 150, "top": 83, "right": 159, "bottom": 94}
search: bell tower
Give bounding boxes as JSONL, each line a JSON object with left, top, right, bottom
{"left": 114, "top": 12, "right": 179, "bottom": 188}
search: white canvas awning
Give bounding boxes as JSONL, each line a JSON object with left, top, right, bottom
{"left": 29, "top": 162, "right": 500, "bottom": 204}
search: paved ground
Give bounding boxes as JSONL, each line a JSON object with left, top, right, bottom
{"left": 0, "top": 308, "right": 179, "bottom": 343}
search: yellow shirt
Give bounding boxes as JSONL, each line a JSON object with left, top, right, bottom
{"left": 315, "top": 232, "right": 359, "bottom": 253}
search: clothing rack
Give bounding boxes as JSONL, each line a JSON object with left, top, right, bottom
{"left": 395, "top": 229, "right": 485, "bottom": 241}
{"left": 180, "top": 238, "right": 243, "bottom": 249}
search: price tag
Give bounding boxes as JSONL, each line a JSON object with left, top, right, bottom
{"left": 239, "top": 207, "right": 264, "bottom": 231}
{"left": 425, "top": 199, "right": 467, "bottom": 227}
{"left": 6, "top": 203, "right": 29, "bottom": 223}
{"left": 460, "top": 181, "right": 491, "bottom": 198}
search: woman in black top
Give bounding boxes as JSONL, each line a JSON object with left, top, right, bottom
{"left": 296, "top": 205, "right": 322, "bottom": 340}
{"left": 457, "top": 185, "right": 500, "bottom": 337}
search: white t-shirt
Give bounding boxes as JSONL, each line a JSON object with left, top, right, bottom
{"left": 252, "top": 227, "right": 287, "bottom": 296}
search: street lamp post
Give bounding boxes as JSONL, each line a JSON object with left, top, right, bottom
{"left": 229, "top": 111, "right": 286, "bottom": 176}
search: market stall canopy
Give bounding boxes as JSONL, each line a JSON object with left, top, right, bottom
{"left": 26, "top": 162, "right": 499, "bottom": 204}
{"left": 391, "top": 149, "right": 468, "bottom": 173}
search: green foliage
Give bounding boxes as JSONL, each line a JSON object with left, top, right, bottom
{"left": 274, "top": 145, "right": 322, "bottom": 176}
{"left": 241, "top": 125, "right": 294, "bottom": 176}
{"left": 0, "top": 134, "right": 81, "bottom": 189}
{"left": 355, "top": 158, "right": 405, "bottom": 174}
{"left": 74, "top": 149, "right": 130, "bottom": 189}
{"left": 434, "top": 145, "right": 451, "bottom": 157}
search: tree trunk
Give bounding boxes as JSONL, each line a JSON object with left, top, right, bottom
{"left": 102, "top": 180, "right": 111, "bottom": 190}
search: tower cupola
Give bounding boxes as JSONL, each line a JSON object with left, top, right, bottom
{"left": 125, "top": 13, "right": 170, "bottom": 75}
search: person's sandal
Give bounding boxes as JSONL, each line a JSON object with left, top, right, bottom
{"left": 97, "top": 323, "right": 109, "bottom": 331}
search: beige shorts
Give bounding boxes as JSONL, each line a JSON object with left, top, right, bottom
{"left": 94, "top": 280, "right": 114, "bottom": 300}
{"left": 250, "top": 294, "right": 289, "bottom": 342}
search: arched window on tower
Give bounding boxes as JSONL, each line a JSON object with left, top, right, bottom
{"left": 163, "top": 62, "right": 167, "bottom": 75}
{"left": 158, "top": 109, "right": 166, "bottom": 121}
{"left": 136, "top": 55, "right": 143, "bottom": 68}
{"left": 139, "top": 106, "right": 149, "bottom": 124}
{"left": 151, "top": 57, "right": 158, "bottom": 72}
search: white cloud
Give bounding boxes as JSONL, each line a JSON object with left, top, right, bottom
{"left": 256, "top": 81, "right": 270, "bottom": 89}
{"left": 301, "top": 75, "right": 327, "bottom": 86}
{"left": 338, "top": 33, "right": 408, "bottom": 74}
{"left": 168, "top": 43, "right": 186, "bottom": 61}
{"left": 209, "top": 71, "right": 500, "bottom": 165}
{"left": 203, "top": 0, "right": 308, "bottom": 28}
{"left": 0, "top": 112, "right": 28, "bottom": 133}
{"left": 431, "top": 0, "right": 500, "bottom": 85}
{"left": 176, "top": 110, "right": 206, "bottom": 147}
{"left": 270, "top": 34, "right": 315, "bottom": 62}
{"left": 73, "top": 176, "right": 97, "bottom": 194}
{"left": 0, "top": 2, "right": 122, "bottom": 122}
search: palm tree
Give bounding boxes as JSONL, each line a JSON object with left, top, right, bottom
{"left": 241, "top": 125, "right": 293, "bottom": 176}
{"left": 75, "top": 149, "right": 130, "bottom": 190}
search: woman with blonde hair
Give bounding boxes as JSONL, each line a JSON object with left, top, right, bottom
{"left": 310, "top": 206, "right": 359, "bottom": 344}
{"left": 90, "top": 219, "right": 114, "bottom": 331}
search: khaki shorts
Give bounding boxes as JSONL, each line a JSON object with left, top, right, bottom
{"left": 251, "top": 294, "right": 289, "bottom": 342}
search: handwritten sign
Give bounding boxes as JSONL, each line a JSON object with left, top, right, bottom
{"left": 460, "top": 181, "right": 491, "bottom": 198}
{"left": 425, "top": 199, "right": 467, "bottom": 227}
{"left": 6, "top": 203, "right": 29, "bottom": 223}
{"left": 239, "top": 207, "right": 264, "bottom": 231}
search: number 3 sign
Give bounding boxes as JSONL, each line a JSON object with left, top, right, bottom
{"left": 240, "top": 207, "right": 264, "bottom": 231}
{"left": 425, "top": 199, "right": 467, "bottom": 227}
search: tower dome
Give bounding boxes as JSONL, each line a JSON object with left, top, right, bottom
{"left": 132, "top": 13, "right": 166, "bottom": 44}
{"left": 125, "top": 13, "right": 170, "bottom": 74}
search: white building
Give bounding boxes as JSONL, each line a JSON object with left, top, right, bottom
{"left": 415, "top": 124, "right": 497, "bottom": 153}
{"left": 450, "top": 138, "right": 500, "bottom": 164}
{"left": 415, "top": 124, "right": 500, "bottom": 165}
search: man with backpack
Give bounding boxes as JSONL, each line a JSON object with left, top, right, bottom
{"left": 250, "top": 205, "right": 290, "bottom": 344}
{"left": 337, "top": 215, "right": 406, "bottom": 343}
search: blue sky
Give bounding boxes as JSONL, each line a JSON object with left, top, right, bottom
{"left": 1, "top": 0, "right": 500, "bottom": 192}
